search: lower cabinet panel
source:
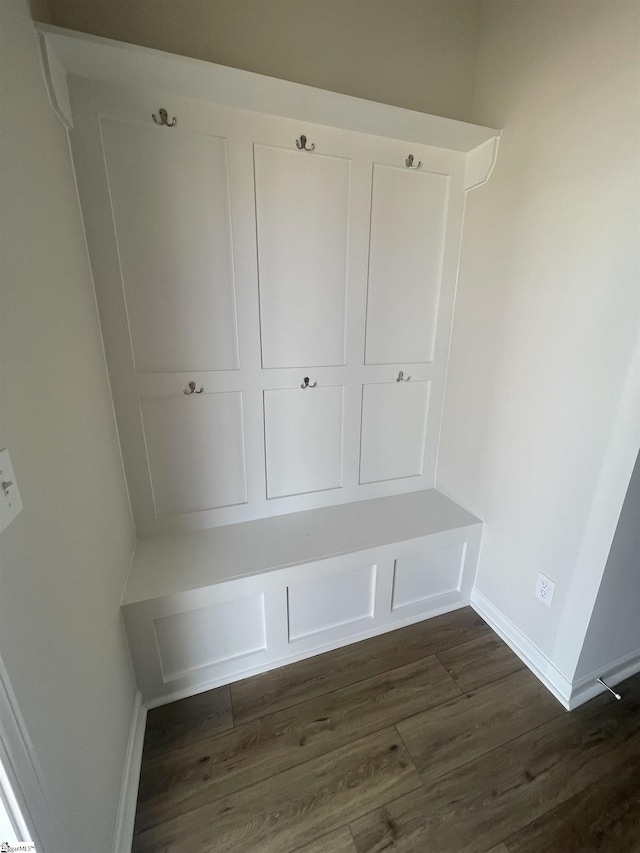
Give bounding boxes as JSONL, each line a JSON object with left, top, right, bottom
{"left": 359, "top": 381, "right": 431, "bottom": 485}
{"left": 391, "top": 543, "right": 465, "bottom": 612}
{"left": 264, "top": 385, "right": 344, "bottom": 499}
{"left": 154, "top": 594, "right": 266, "bottom": 681}
{"left": 140, "top": 391, "right": 248, "bottom": 516}
{"left": 287, "top": 563, "right": 376, "bottom": 642}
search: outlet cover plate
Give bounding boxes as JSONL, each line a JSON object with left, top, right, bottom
{"left": 0, "top": 449, "right": 23, "bottom": 534}
{"left": 535, "top": 572, "right": 555, "bottom": 607}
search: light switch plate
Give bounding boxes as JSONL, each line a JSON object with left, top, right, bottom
{"left": 0, "top": 449, "right": 23, "bottom": 534}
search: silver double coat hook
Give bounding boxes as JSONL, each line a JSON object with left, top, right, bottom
{"left": 296, "top": 135, "right": 315, "bottom": 152}
{"left": 152, "top": 108, "right": 177, "bottom": 127}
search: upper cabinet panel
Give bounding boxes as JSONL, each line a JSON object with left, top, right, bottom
{"left": 254, "top": 144, "right": 350, "bottom": 368}
{"left": 364, "top": 166, "right": 449, "bottom": 365}
{"left": 100, "top": 118, "right": 239, "bottom": 374}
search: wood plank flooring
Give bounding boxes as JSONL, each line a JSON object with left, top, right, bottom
{"left": 133, "top": 607, "right": 640, "bottom": 852}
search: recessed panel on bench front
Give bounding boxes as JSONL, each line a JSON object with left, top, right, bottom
{"left": 365, "top": 165, "right": 449, "bottom": 365}
{"left": 392, "top": 543, "right": 465, "bottom": 611}
{"left": 359, "top": 381, "right": 430, "bottom": 484}
{"left": 140, "top": 392, "right": 247, "bottom": 516}
{"left": 287, "top": 563, "right": 376, "bottom": 642}
{"left": 100, "top": 118, "right": 239, "bottom": 373}
{"left": 254, "top": 144, "right": 350, "bottom": 368}
{"left": 153, "top": 594, "right": 266, "bottom": 682}
{"left": 264, "top": 385, "right": 344, "bottom": 499}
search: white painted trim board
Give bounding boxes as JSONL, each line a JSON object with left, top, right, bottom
{"left": 0, "top": 653, "right": 60, "bottom": 851}
{"left": 471, "top": 588, "right": 573, "bottom": 710}
{"left": 472, "top": 588, "right": 640, "bottom": 711}
{"left": 112, "top": 690, "right": 146, "bottom": 853}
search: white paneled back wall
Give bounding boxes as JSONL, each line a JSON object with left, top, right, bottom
{"left": 65, "top": 68, "right": 477, "bottom": 537}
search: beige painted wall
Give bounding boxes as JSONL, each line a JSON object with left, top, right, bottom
{"left": 40, "top": 0, "right": 483, "bottom": 121}
{"left": 438, "top": 0, "right": 639, "bottom": 682}
{"left": 0, "top": 0, "right": 137, "bottom": 849}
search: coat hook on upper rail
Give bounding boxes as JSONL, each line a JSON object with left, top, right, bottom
{"left": 184, "top": 381, "right": 204, "bottom": 395}
{"left": 296, "top": 135, "right": 315, "bottom": 152}
{"left": 405, "top": 154, "right": 421, "bottom": 169}
{"left": 396, "top": 371, "right": 411, "bottom": 382}
{"left": 300, "top": 377, "right": 317, "bottom": 388}
{"left": 153, "top": 108, "right": 177, "bottom": 127}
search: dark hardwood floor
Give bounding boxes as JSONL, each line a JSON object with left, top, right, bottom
{"left": 132, "top": 607, "right": 640, "bottom": 852}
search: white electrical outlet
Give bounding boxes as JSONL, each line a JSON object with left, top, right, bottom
{"left": 535, "top": 572, "right": 555, "bottom": 607}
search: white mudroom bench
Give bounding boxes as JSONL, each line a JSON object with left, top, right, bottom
{"left": 122, "top": 489, "right": 482, "bottom": 707}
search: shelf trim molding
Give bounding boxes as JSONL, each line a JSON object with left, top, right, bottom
{"left": 464, "top": 135, "right": 501, "bottom": 190}
{"left": 36, "top": 22, "right": 501, "bottom": 158}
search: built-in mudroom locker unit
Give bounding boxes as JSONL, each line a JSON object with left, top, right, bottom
{"left": 39, "top": 25, "right": 500, "bottom": 706}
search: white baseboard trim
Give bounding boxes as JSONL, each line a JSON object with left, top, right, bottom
{"left": 112, "top": 690, "right": 146, "bottom": 853}
{"left": 471, "top": 589, "right": 572, "bottom": 710}
{"left": 569, "top": 649, "right": 640, "bottom": 710}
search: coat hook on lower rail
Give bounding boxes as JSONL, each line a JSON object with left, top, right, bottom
{"left": 597, "top": 677, "right": 622, "bottom": 700}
